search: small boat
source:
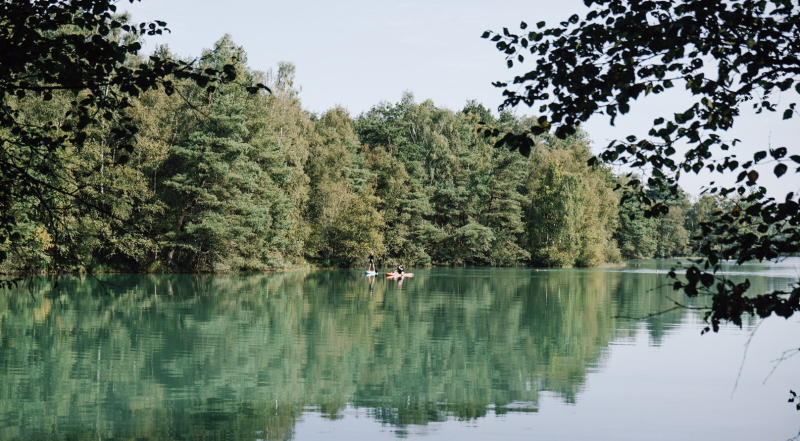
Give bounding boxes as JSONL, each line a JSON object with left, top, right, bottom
{"left": 386, "top": 272, "right": 414, "bottom": 278}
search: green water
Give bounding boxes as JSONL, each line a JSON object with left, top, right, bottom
{"left": 1, "top": 260, "right": 798, "bottom": 440}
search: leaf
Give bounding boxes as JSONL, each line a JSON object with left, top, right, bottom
{"left": 520, "top": 21, "right": 528, "bottom": 29}
{"left": 790, "top": 155, "right": 800, "bottom": 164}
{"left": 754, "top": 151, "right": 767, "bottom": 162}
{"left": 481, "top": 31, "right": 491, "bottom": 38}
{"left": 784, "top": 109, "right": 794, "bottom": 119}
{"left": 771, "top": 147, "right": 787, "bottom": 159}
{"left": 774, "top": 163, "right": 787, "bottom": 177}
{"left": 537, "top": 21, "right": 546, "bottom": 29}
{"left": 519, "top": 143, "right": 531, "bottom": 157}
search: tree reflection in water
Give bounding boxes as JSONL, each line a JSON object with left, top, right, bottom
{"left": 0, "top": 266, "right": 763, "bottom": 440}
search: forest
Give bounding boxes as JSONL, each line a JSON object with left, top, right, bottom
{"left": 1, "top": 34, "right": 733, "bottom": 273}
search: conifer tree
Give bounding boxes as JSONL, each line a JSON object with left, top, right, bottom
{"left": 159, "top": 37, "right": 291, "bottom": 271}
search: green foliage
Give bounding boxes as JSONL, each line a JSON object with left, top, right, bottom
{"left": 526, "top": 133, "right": 620, "bottom": 267}
{"left": 153, "top": 38, "right": 293, "bottom": 271}
{"left": 0, "top": 269, "right": 692, "bottom": 435}
{"left": 487, "top": 0, "right": 800, "bottom": 328}
{"left": 2, "top": 2, "right": 712, "bottom": 273}
{"left": 0, "top": 1, "right": 266, "bottom": 271}
{"left": 305, "top": 107, "right": 385, "bottom": 267}
{"left": 616, "top": 195, "right": 659, "bottom": 260}
{"left": 616, "top": 178, "right": 691, "bottom": 260}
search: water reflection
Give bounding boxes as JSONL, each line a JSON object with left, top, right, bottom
{"left": 0, "top": 265, "right": 793, "bottom": 440}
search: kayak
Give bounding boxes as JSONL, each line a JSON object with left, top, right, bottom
{"left": 386, "top": 272, "right": 414, "bottom": 278}
{"left": 365, "top": 271, "right": 378, "bottom": 276}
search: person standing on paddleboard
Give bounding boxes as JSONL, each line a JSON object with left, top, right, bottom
{"left": 368, "top": 253, "right": 375, "bottom": 272}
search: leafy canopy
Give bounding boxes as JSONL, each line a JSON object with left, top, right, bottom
{"left": 485, "top": 0, "right": 800, "bottom": 331}
{"left": 0, "top": 0, "right": 268, "bottom": 264}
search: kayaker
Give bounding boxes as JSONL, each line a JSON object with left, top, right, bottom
{"left": 368, "top": 252, "right": 375, "bottom": 272}
{"left": 396, "top": 264, "right": 404, "bottom": 276}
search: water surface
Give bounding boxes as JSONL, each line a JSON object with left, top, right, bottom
{"left": 1, "top": 260, "right": 798, "bottom": 440}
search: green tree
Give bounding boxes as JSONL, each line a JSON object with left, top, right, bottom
{"left": 306, "top": 107, "right": 385, "bottom": 266}
{"left": 0, "top": 0, "right": 266, "bottom": 271}
{"left": 158, "top": 37, "right": 290, "bottom": 271}
{"left": 616, "top": 181, "right": 690, "bottom": 260}
{"left": 262, "top": 62, "right": 314, "bottom": 261}
{"left": 525, "top": 132, "right": 621, "bottom": 267}
{"left": 461, "top": 107, "right": 530, "bottom": 266}
{"left": 485, "top": 0, "right": 800, "bottom": 329}
{"left": 685, "top": 195, "right": 735, "bottom": 255}
{"left": 616, "top": 192, "right": 659, "bottom": 260}
{"left": 651, "top": 188, "right": 690, "bottom": 258}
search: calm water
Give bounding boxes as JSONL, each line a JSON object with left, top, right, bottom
{"left": 1, "top": 260, "right": 798, "bottom": 440}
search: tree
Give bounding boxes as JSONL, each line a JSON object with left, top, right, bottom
{"left": 616, "top": 193, "right": 659, "bottom": 260}
{"left": 685, "top": 194, "right": 734, "bottom": 255}
{"left": 485, "top": 0, "right": 800, "bottom": 331}
{"left": 616, "top": 181, "right": 690, "bottom": 260}
{"left": 0, "top": 0, "right": 267, "bottom": 269}
{"left": 525, "top": 132, "right": 620, "bottom": 267}
{"left": 306, "top": 107, "right": 385, "bottom": 267}
{"left": 157, "top": 37, "right": 291, "bottom": 271}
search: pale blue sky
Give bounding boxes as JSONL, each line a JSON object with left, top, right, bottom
{"left": 123, "top": 0, "right": 796, "bottom": 197}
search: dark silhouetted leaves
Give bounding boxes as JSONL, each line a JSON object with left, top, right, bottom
{"left": 485, "top": 0, "right": 800, "bottom": 333}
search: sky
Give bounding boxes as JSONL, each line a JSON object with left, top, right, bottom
{"left": 122, "top": 0, "right": 797, "bottom": 198}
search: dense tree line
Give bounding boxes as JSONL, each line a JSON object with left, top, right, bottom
{"left": 1, "top": 34, "right": 734, "bottom": 273}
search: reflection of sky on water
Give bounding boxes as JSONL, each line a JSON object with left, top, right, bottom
{"left": 604, "top": 256, "right": 800, "bottom": 279}
{"left": 1, "top": 266, "right": 797, "bottom": 440}
{"left": 294, "top": 318, "right": 798, "bottom": 441}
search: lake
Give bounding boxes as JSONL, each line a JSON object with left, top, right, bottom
{"left": 1, "top": 259, "right": 798, "bottom": 440}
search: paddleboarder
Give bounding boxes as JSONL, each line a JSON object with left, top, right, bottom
{"left": 368, "top": 252, "right": 376, "bottom": 272}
